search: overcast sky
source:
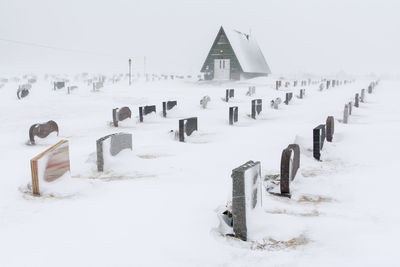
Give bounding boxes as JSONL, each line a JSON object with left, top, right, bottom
{"left": 0, "top": 0, "right": 399, "bottom": 76}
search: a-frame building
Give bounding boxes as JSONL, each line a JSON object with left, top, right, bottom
{"left": 200, "top": 26, "right": 271, "bottom": 81}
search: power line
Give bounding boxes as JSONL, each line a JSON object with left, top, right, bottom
{"left": 0, "top": 37, "right": 133, "bottom": 59}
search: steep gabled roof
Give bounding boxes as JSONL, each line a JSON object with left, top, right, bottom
{"left": 201, "top": 26, "right": 271, "bottom": 75}
{"left": 223, "top": 27, "right": 271, "bottom": 74}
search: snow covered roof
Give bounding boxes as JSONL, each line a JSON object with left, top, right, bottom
{"left": 223, "top": 27, "right": 271, "bottom": 74}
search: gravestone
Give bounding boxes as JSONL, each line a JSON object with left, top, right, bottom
{"left": 360, "top": 89, "right": 366, "bottom": 103}
{"left": 287, "top": 144, "right": 300, "bottom": 180}
{"left": 54, "top": 81, "right": 65, "bottom": 90}
{"left": 355, "top": 93, "right": 359, "bottom": 108}
{"left": 30, "top": 140, "right": 70, "bottom": 195}
{"left": 284, "top": 92, "right": 293, "bottom": 105}
{"left": 178, "top": 117, "right": 198, "bottom": 142}
{"left": 368, "top": 84, "right": 373, "bottom": 94}
{"left": 326, "top": 116, "right": 334, "bottom": 142}
{"left": 332, "top": 80, "right": 336, "bottom": 87}
{"left": 246, "top": 86, "right": 256, "bottom": 96}
{"left": 67, "top": 86, "right": 78, "bottom": 94}
{"left": 343, "top": 104, "right": 349, "bottom": 124}
{"left": 200, "top": 96, "right": 211, "bottom": 109}
{"left": 93, "top": 81, "right": 103, "bottom": 91}
{"left": 139, "top": 105, "right": 156, "bottom": 122}
{"left": 231, "top": 160, "right": 261, "bottom": 241}
{"left": 299, "top": 89, "right": 305, "bottom": 99}
{"left": 270, "top": 98, "right": 281, "bottom": 109}
{"left": 348, "top": 101, "right": 353, "bottom": 115}
{"left": 280, "top": 144, "right": 300, "bottom": 197}
{"left": 251, "top": 99, "right": 262, "bottom": 119}
{"left": 96, "top": 133, "right": 133, "bottom": 172}
{"left": 229, "top": 106, "right": 239, "bottom": 125}
{"left": 29, "top": 120, "right": 59, "bottom": 145}
{"left": 313, "top": 124, "right": 326, "bottom": 160}
{"left": 293, "top": 81, "right": 298, "bottom": 87}
{"left": 326, "top": 80, "right": 331, "bottom": 89}
{"left": 280, "top": 148, "right": 292, "bottom": 197}
{"left": 224, "top": 89, "right": 235, "bottom": 102}
{"left": 112, "top": 107, "right": 132, "bottom": 127}
{"left": 162, "top": 101, "right": 177, "bottom": 117}
{"left": 17, "top": 88, "right": 29, "bottom": 99}
{"left": 275, "top": 81, "right": 280, "bottom": 90}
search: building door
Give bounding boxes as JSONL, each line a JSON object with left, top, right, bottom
{"left": 214, "top": 59, "right": 230, "bottom": 80}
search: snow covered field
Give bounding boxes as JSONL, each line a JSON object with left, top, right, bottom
{"left": 0, "top": 77, "right": 399, "bottom": 266}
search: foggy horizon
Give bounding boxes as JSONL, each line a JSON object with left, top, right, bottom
{"left": 1, "top": 0, "right": 399, "bottom": 76}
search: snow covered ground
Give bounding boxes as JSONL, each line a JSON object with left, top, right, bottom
{"left": 0, "top": 76, "right": 399, "bottom": 266}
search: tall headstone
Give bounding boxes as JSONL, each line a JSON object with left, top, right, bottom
{"left": 360, "top": 89, "right": 366, "bottom": 103}
{"left": 326, "top": 116, "right": 334, "bottom": 142}
{"left": 225, "top": 89, "right": 234, "bottom": 102}
{"left": 348, "top": 101, "right": 353, "bottom": 115}
{"left": 355, "top": 93, "right": 359, "bottom": 108}
{"left": 284, "top": 92, "right": 293, "bottom": 105}
{"left": 251, "top": 99, "right": 262, "bottom": 119}
{"left": 313, "top": 124, "right": 326, "bottom": 160}
{"left": 229, "top": 106, "right": 239, "bottom": 125}
{"left": 231, "top": 161, "right": 261, "bottom": 241}
{"left": 343, "top": 104, "right": 349, "bottom": 124}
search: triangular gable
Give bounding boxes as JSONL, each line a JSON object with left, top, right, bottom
{"left": 200, "top": 27, "right": 243, "bottom": 73}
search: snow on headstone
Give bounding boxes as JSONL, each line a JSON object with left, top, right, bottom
{"left": 231, "top": 160, "right": 262, "bottom": 241}
{"left": 229, "top": 106, "right": 238, "bottom": 125}
{"left": 178, "top": 117, "right": 198, "bottom": 142}
{"left": 139, "top": 105, "right": 156, "bottom": 122}
{"left": 162, "top": 101, "right": 177, "bottom": 117}
{"left": 112, "top": 107, "right": 132, "bottom": 127}
{"left": 251, "top": 99, "right": 262, "bottom": 119}
{"left": 96, "top": 133, "right": 133, "bottom": 172}
{"left": 30, "top": 140, "right": 70, "bottom": 196}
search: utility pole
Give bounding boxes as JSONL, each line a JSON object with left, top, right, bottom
{"left": 129, "top": 58, "right": 132, "bottom": 86}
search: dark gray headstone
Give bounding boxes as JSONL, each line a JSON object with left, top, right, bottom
{"left": 313, "top": 124, "right": 326, "bottom": 160}
{"left": 17, "top": 88, "right": 29, "bottom": 99}
{"left": 139, "top": 105, "right": 156, "bottom": 122}
{"left": 96, "top": 133, "right": 132, "bottom": 172}
{"left": 355, "top": 93, "right": 359, "bottom": 108}
{"left": 251, "top": 99, "right": 262, "bottom": 119}
{"left": 348, "top": 101, "right": 353, "bottom": 115}
{"left": 54, "top": 81, "right": 65, "bottom": 90}
{"left": 284, "top": 92, "right": 293, "bottom": 105}
{"left": 162, "top": 101, "right": 177, "bottom": 117}
{"left": 225, "top": 89, "right": 234, "bottom": 102}
{"left": 326, "top": 116, "right": 334, "bottom": 142}
{"left": 280, "top": 148, "right": 292, "bottom": 196}
{"left": 178, "top": 117, "right": 198, "bottom": 142}
{"left": 231, "top": 160, "right": 261, "bottom": 241}
{"left": 229, "top": 106, "right": 238, "bottom": 125}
